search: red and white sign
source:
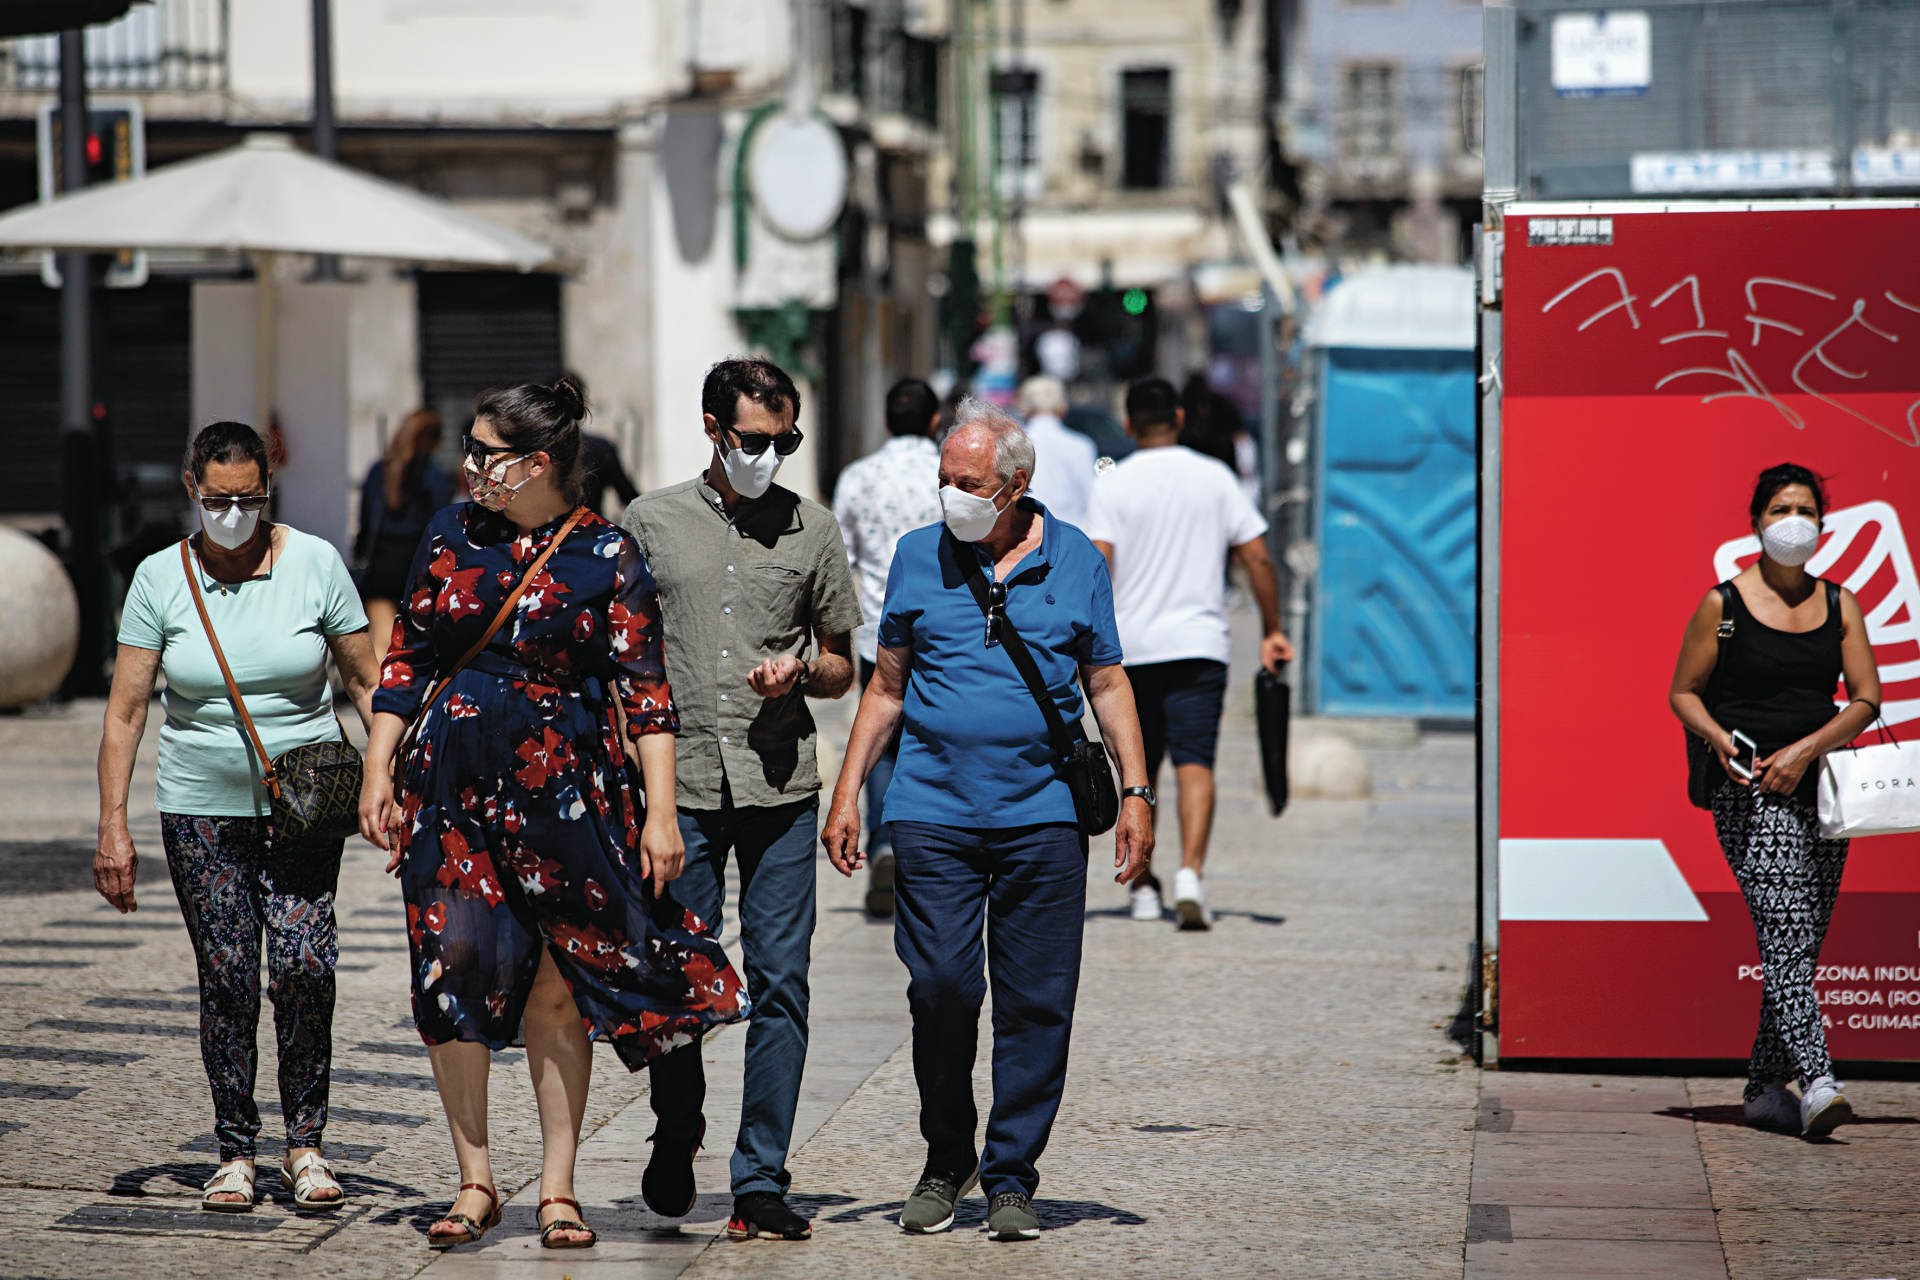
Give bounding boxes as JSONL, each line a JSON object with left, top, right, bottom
{"left": 1499, "top": 201, "right": 1920, "bottom": 1062}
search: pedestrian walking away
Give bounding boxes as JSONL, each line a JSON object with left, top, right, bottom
{"left": 1015, "top": 375, "right": 1098, "bottom": 528}
{"left": 1669, "top": 463, "right": 1881, "bottom": 1138}
{"left": 358, "top": 377, "right": 747, "bottom": 1251}
{"left": 822, "top": 397, "right": 1154, "bottom": 1242}
{"left": 353, "top": 408, "right": 454, "bottom": 663}
{"left": 622, "top": 356, "right": 864, "bottom": 1242}
{"left": 95, "top": 421, "right": 381, "bottom": 1214}
{"left": 832, "top": 376, "right": 944, "bottom": 917}
{"left": 1084, "top": 376, "right": 1294, "bottom": 930}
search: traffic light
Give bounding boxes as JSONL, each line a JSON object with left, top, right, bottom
{"left": 35, "top": 98, "right": 146, "bottom": 288}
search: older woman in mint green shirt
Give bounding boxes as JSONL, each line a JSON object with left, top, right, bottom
{"left": 95, "top": 422, "right": 380, "bottom": 1215}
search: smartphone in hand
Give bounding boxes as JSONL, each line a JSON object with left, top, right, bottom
{"left": 1729, "top": 729, "right": 1758, "bottom": 780}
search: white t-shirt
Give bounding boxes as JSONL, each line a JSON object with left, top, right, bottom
{"left": 1022, "top": 413, "right": 1098, "bottom": 528}
{"left": 1082, "top": 445, "right": 1268, "bottom": 666}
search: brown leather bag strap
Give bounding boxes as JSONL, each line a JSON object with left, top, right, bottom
{"left": 389, "top": 506, "right": 591, "bottom": 783}
{"left": 181, "top": 539, "right": 282, "bottom": 800}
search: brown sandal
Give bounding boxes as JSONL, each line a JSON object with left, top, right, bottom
{"left": 538, "top": 1196, "right": 598, "bottom": 1250}
{"left": 428, "top": 1182, "right": 500, "bottom": 1250}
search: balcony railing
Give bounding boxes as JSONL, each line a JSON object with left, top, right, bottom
{"left": 0, "top": 0, "right": 226, "bottom": 93}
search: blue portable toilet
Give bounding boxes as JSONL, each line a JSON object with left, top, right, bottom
{"left": 1304, "top": 266, "right": 1477, "bottom": 721}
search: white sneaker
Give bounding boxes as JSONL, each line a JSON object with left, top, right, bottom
{"left": 1129, "top": 877, "right": 1163, "bottom": 921}
{"left": 1172, "top": 868, "right": 1211, "bottom": 931}
{"left": 1800, "top": 1075, "right": 1853, "bottom": 1136}
{"left": 1742, "top": 1083, "right": 1800, "bottom": 1133}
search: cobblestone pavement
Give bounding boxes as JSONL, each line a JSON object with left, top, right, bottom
{"left": 3, "top": 612, "right": 1916, "bottom": 1278}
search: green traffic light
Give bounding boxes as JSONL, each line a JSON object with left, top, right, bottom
{"left": 1122, "top": 288, "right": 1148, "bottom": 315}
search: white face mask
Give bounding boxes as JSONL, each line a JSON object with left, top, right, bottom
{"left": 200, "top": 500, "right": 264, "bottom": 550}
{"left": 940, "top": 480, "right": 1009, "bottom": 543}
{"left": 1761, "top": 514, "right": 1821, "bottom": 567}
{"left": 719, "top": 442, "right": 783, "bottom": 500}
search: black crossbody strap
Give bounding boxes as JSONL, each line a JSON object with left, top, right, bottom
{"left": 953, "top": 533, "right": 1084, "bottom": 760}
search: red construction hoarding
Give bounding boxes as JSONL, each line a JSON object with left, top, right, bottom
{"left": 1498, "top": 200, "right": 1920, "bottom": 1062}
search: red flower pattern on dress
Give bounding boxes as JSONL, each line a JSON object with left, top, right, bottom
{"left": 435, "top": 827, "right": 504, "bottom": 907}
{"left": 514, "top": 726, "right": 575, "bottom": 790}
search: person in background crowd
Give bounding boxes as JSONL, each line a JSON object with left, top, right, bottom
{"left": 563, "top": 373, "right": 642, "bottom": 517}
{"left": 360, "top": 377, "right": 745, "bottom": 1251}
{"left": 355, "top": 409, "right": 453, "bottom": 662}
{"left": 1670, "top": 463, "right": 1881, "bottom": 1138}
{"left": 822, "top": 398, "right": 1153, "bottom": 1243}
{"left": 96, "top": 421, "right": 381, "bottom": 1214}
{"left": 832, "top": 377, "right": 943, "bottom": 917}
{"left": 622, "top": 357, "right": 863, "bottom": 1243}
{"left": 1086, "top": 377, "right": 1293, "bottom": 930}
{"left": 1180, "top": 373, "right": 1261, "bottom": 512}
{"left": 1015, "top": 375, "right": 1097, "bottom": 527}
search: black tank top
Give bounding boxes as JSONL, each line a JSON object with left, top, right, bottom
{"left": 1713, "top": 579, "right": 1843, "bottom": 786}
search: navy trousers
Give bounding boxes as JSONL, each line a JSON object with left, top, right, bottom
{"left": 891, "top": 820, "right": 1088, "bottom": 1199}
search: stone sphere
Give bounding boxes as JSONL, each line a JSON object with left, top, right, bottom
{"left": 0, "top": 527, "right": 79, "bottom": 708}
{"left": 1289, "top": 734, "right": 1372, "bottom": 799}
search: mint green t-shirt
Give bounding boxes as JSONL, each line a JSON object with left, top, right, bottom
{"left": 118, "top": 528, "right": 369, "bottom": 817}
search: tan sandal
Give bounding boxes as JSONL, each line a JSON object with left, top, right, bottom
{"left": 539, "top": 1195, "right": 597, "bottom": 1249}
{"left": 282, "top": 1151, "right": 345, "bottom": 1211}
{"left": 202, "top": 1159, "right": 256, "bottom": 1213}
{"left": 428, "top": 1182, "right": 500, "bottom": 1250}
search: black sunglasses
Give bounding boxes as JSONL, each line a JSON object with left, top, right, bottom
{"left": 984, "top": 581, "right": 1007, "bottom": 649}
{"left": 197, "top": 492, "right": 272, "bottom": 514}
{"left": 725, "top": 425, "right": 805, "bottom": 457}
{"left": 461, "top": 435, "right": 524, "bottom": 467}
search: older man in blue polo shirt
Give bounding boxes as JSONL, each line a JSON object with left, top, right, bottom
{"left": 823, "top": 398, "right": 1153, "bottom": 1242}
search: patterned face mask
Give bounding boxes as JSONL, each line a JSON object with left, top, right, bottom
{"left": 463, "top": 453, "right": 533, "bottom": 512}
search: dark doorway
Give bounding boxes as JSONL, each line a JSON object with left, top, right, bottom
{"left": 1121, "top": 69, "right": 1172, "bottom": 190}
{"left": 417, "top": 272, "right": 564, "bottom": 473}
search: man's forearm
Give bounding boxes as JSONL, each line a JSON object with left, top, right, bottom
{"left": 806, "top": 652, "right": 855, "bottom": 699}
{"left": 1087, "top": 678, "right": 1148, "bottom": 790}
{"left": 834, "top": 688, "right": 905, "bottom": 803}
{"left": 1243, "top": 547, "right": 1283, "bottom": 635}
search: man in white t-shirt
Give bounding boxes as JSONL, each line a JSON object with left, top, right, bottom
{"left": 1083, "top": 376, "right": 1293, "bottom": 930}
{"left": 1016, "top": 375, "right": 1097, "bottom": 527}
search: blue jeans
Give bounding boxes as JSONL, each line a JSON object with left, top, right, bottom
{"left": 672, "top": 797, "right": 818, "bottom": 1197}
{"left": 891, "top": 820, "right": 1088, "bottom": 1199}
{"left": 858, "top": 657, "right": 900, "bottom": 853}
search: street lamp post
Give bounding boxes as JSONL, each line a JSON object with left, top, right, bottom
{"left": 57, "top": 28, "right": 106, "bottom": 699}
{"left": 311, "top": 0, "right": 340, "bottom": 279}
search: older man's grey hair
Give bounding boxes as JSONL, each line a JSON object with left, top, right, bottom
{"left": 952, "top": 395, "right": 1038, "bottom": 485}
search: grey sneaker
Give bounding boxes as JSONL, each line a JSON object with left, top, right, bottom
{"left": 986, "top": 1191, "right": 1040, "bottom": 1241}
{"left": 1742, "top": 1083, "right": 1799, "bottom": 1133}
{"left": 899, "top": 1161, "right": 978, "bottom": 1234}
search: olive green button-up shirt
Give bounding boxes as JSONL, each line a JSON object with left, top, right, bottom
{"left": 622, "top": 477, "right": 864, "bottom": 810}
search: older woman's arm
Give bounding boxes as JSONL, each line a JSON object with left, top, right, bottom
{"left": 325, "top": 628, "right": 379, "bottom": 732}
{"left": 96, "top": 645, "right": 162, "bottom": 913}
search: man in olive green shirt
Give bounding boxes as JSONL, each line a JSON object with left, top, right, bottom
{"left": 621, "top": 357, "right": 861, "bottom": 1242}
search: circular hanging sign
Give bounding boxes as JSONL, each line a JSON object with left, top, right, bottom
{"left": 749, "top": 113, "right": 849, "bottom": 242}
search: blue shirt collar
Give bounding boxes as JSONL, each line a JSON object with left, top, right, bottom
{"left": 968, "top": 496, "right": 1052, "bottom": 581}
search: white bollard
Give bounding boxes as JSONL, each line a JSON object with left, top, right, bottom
{"left": 1288, "top": 734, "right": 1372, "bottom": 799}
{"left": 0, "top": 527, "right": 80, "bottom": 708}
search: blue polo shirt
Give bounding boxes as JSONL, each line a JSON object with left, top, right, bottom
{"left": 876, "top": 499, "right": 1123, "bottom": 828}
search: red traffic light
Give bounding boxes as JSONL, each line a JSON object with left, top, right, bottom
{"left": 85, "top": 132, "right": 102, "bottom": 165}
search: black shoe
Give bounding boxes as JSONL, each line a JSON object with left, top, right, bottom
{"left": 987, "top": 1191, "right": 1040, "bottom": 1241}
{"left": 727, "top": 1190, "right": 812, "bottom": 1240}
{"left": 641, "top": 1121, "right": 704, "bottom": 1218}
{"left": 865, "top": 850, "right": 896, "bottom": 917}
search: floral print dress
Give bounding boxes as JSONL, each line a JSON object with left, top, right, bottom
{"left": 375, "top": 503, "right": 747, "bottom": 1068}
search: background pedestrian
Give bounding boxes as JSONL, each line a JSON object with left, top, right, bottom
{"left": 354, "top": 408, "right": 452, "bottom": 662}
{"left": 1015, "top": 376, "right": 1097, "bottom": 527}
{"left": 96, "top": 420, "right": 380, "bottom": 1213}
{"left": 1085, "top": 376, "right": 1293, "bottom": 929}
{"left": 832, "top": 376, "right": 943, "bottom": 916}
{"left": 1669, "top": 463, "right": 1881, "bottom": 1137}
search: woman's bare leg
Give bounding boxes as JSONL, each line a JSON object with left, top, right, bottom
{"left": 523, "top": 948, "right": 594, "bottom": 1243}
{"left": 426, "top": 1041, "right": 494, "bottom": 1241}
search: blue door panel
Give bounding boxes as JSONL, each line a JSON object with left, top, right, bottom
{"left": 1314, "top": 347, "right": 1476, "bottom": 719}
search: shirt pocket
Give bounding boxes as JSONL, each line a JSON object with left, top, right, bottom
{"left": 748, "top": 561, "right": 810, "bottom": 633}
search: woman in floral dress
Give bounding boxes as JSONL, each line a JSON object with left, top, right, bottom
{"left": 360, "top": 378, "right": 745, "bottom": 1250}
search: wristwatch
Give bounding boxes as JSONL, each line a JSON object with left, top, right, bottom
{"left": 1122, "top": 785, "right": 1156, "bottom": 807}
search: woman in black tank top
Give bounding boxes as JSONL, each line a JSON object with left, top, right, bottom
{"left": 1669, "top": 465, "right": 1881, "bottom": 1138}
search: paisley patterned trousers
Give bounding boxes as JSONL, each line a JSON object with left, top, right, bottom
{"left": 1711, "top": 781, "right": 1849, "bottom": 1101}
{"left": 162, "top": 814, "right": 343, "bottom": 1162}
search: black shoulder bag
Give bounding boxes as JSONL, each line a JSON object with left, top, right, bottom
{"left": 955, "top": 536, "right": 1119, "bottom": 836}
{"left": 1684, "top": 581, "right": 1737, "bottom": 810}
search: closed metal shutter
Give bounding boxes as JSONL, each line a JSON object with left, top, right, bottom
{"left": 417, "top": 272, "right": 564, "bottom": 451}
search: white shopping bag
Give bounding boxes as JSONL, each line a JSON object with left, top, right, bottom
{"left": 1818, "top": 736, "right": 1920, "bottom": 838}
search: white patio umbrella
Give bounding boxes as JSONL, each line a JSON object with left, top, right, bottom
{"left": 0, "top": 132, "right": 555, "bottom": 430}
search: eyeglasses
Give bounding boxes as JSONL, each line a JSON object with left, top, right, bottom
{"left": 984, "top": 581, "right": 1007, "bottom": 649}
{"left": 725, "top": 425, "right": 805, "bottom": 457}
{"left": 461, "top": 435, "right": 524, "bottom": 468}
{"left": 197, "top": 493, "right": 272, "bottom": 514}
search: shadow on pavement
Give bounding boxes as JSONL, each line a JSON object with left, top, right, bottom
{"left": 822, "top": 1196, "right": 1146, "bottom": 1229}
{"left": 1656, "top": 1104, "right": 1918, "bottom": 1130}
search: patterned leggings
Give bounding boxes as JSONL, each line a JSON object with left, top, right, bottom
{"left": 1710, "top": 782, "right": 1849, "bottom": 1101}
{"left": 162, "top": 814, "right": 343, "bottom": 1162}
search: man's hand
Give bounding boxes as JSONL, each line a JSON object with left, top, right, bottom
{"left": 821, "top": 793, "right": 866, "bottom": 877}
{"left": 1112, "top": 795, "right": 1154, "bottom": 884}
{"left": 94, "top": 822, "right": 138, "bottom": 913}
{"left": 748, "top": 654, "right": 805, "bottom": 698}
{"left": 1260, "top": 630, "right": 1295, "bottom": 673}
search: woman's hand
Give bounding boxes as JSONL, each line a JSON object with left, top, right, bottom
{"left": 1755, "top": 740, "right": 1818, "bottom": 795}
{"left": 359, "top": 770, "right": 405, "bottom": 873}
{"left": 94, "top": 820, "right": 139, "bottom": 914}
{"left": 1713, "top": 730, "right": 1750, "bottom": 786}
{"left": 640, "top": 807, "right": 685, "bottom": 898}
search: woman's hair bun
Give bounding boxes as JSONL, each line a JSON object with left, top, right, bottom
{"left": 549, "top": 374, "right": 588, "bottom": 422}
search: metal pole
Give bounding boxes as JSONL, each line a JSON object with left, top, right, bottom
{"left": 311, "top": 0, "right": 340, "bottom": 279}
{"left": 57, "top": 28, "right": 106, "bottom": 700}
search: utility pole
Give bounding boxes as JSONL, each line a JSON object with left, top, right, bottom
{"left": 311, "top": 0, "right": 340, "bottom": 278}
{"left": 57, "top": 28, "right": 106, "bottom": 699}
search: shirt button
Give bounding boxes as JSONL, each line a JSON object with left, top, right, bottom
{"left": 721, "top": 649, "right": 728, "bottom": 657}
{"left": 723, "top": 606, "right": 732, "bottom": 614}
{"left": 720, "top": 694, "right": 729, "bottom": 701}
{"left": 727, "top": 565, "right": 735, "bottom": 572}
{"left": 721, "top": 736, "right": 729, "bottom": 744}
